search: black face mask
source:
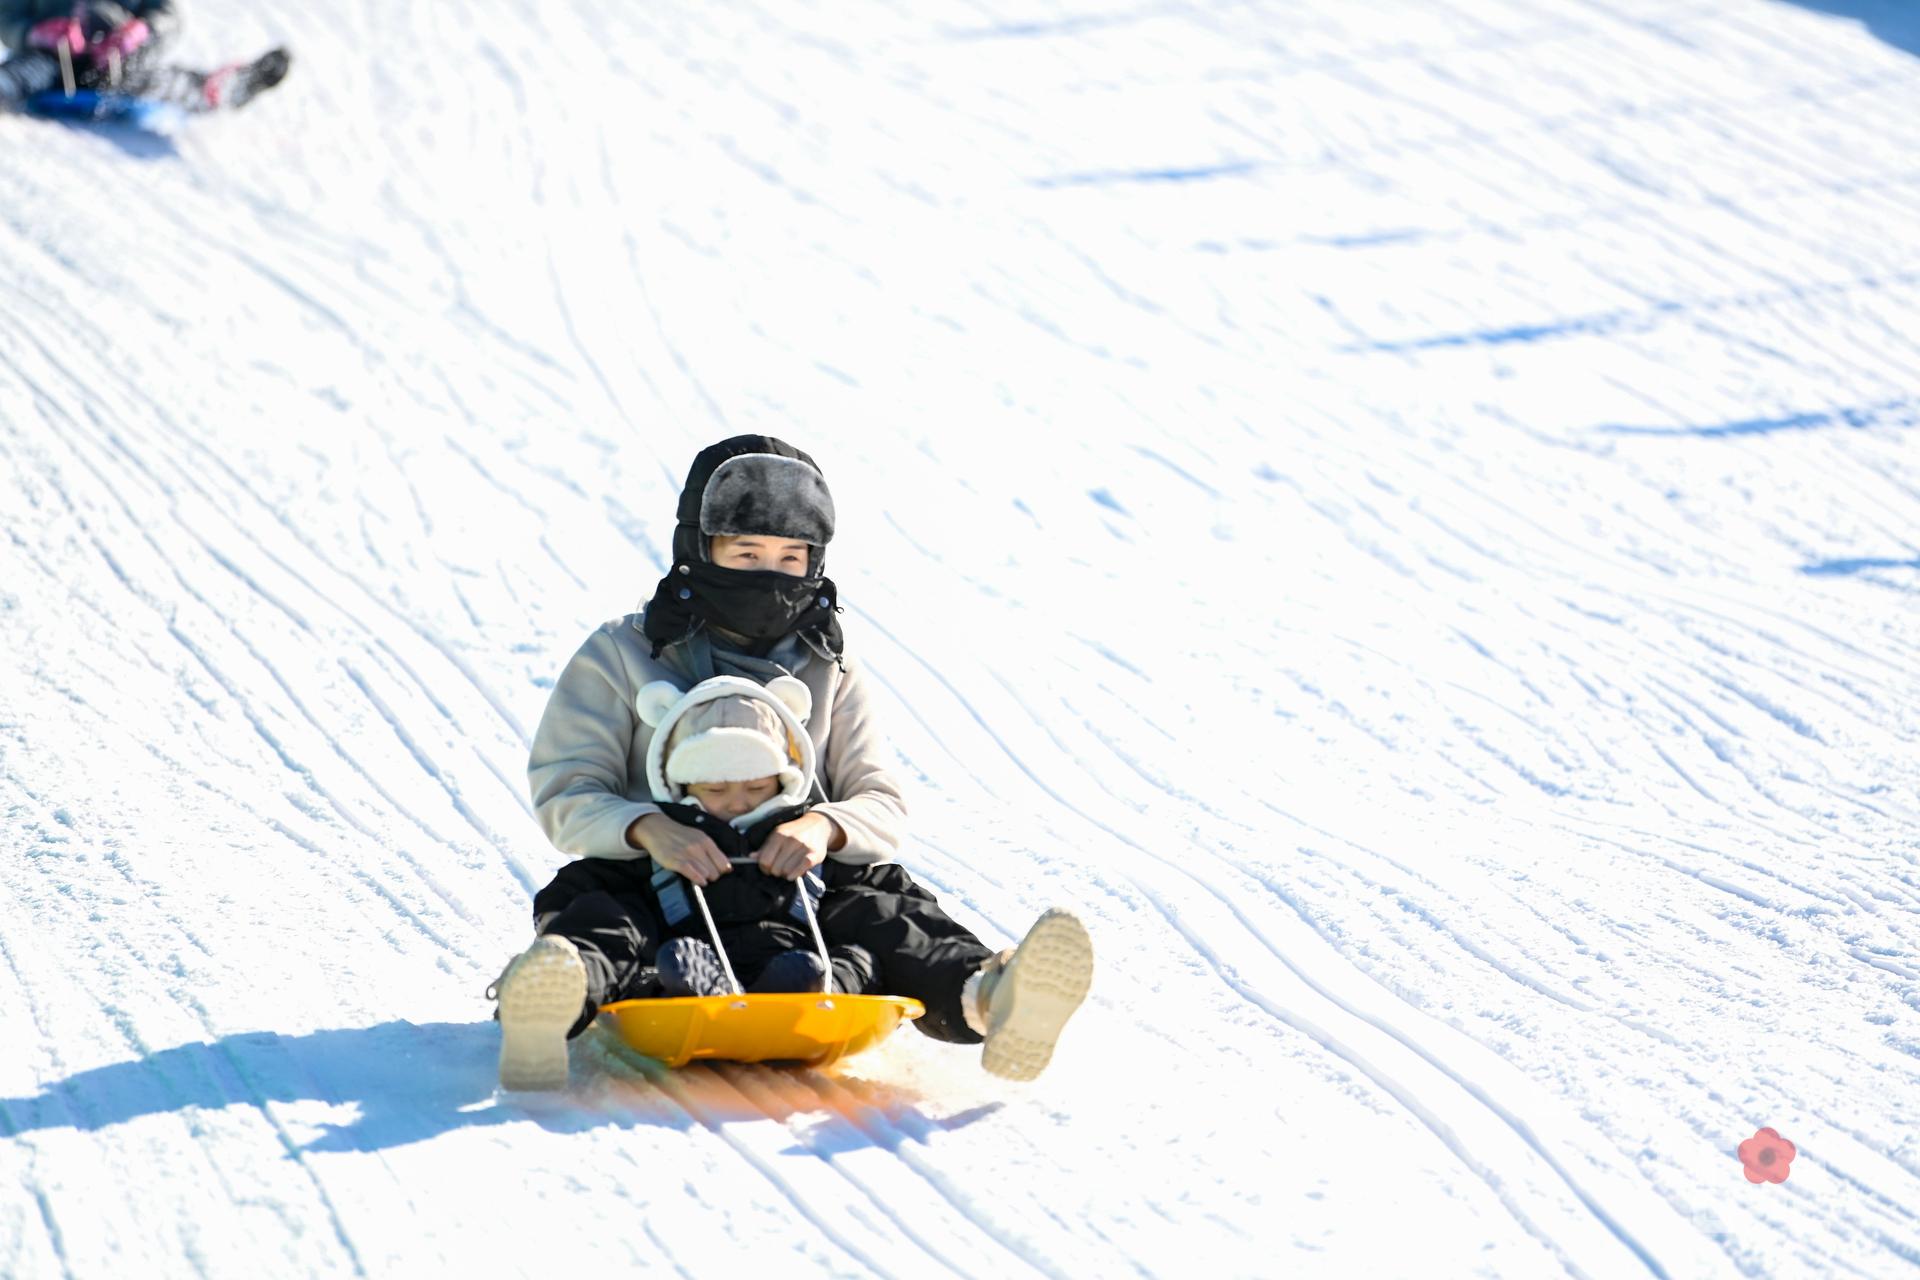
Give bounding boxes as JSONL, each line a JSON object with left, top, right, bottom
{"left": 643, "top": 560, "right": 842, "bottom": 657}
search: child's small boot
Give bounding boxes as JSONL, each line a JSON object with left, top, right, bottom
{"left": 965, "top": 909, "right": 1094, "bottom": 1081}
{"left": 204, "top": 47, "right": 291, "bottom": 109}
{"left": 489, "top": 935, "right": 588, "bottom": 1091}
{"left": 751, "top": 948, "right": 829, "bottom": 993}
{"left": 657, "top": 938, "right": 733, "bottom": 997}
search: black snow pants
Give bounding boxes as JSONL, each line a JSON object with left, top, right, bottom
{"left": 531, "top": 857, "right": 992, "bottom": 1045}
{"left": 532, "top": 855, "right": 881, "bottom": 1040}
{"left": 816, "top": 863, "right": 993, "bottom": 1045}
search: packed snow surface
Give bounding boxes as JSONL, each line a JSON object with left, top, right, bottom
{"left": 4, "top": 1, "right": 1919, "bottom": 1276}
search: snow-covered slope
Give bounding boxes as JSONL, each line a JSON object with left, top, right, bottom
{"left": 4, "top": 1, "right": 1919, "bottom": 1275}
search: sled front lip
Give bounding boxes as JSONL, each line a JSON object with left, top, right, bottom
{"left": 599, "top": 992, "right": 925, "bottom": 1068}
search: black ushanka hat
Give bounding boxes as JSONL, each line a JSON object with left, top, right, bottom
{"left": 669, "top": 436, "right": 836, "bottom": 574}
{"left": 644, "top": 435, "right": 844, "bottom": 659}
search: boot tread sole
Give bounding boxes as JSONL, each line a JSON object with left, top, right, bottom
{"left": 982, "top": 910, "right": 1093, "bottom": 1082}
{"left": 497, "top": 939, "right": 586, "bottom": 1091}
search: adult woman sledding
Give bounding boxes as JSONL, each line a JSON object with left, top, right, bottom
{"left": 491, "top": 435, "right": 1095, "bottom": 1089}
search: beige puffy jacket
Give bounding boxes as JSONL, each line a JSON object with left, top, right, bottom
{"left": 527, "top": 613, "right": 905, "bottom": 865}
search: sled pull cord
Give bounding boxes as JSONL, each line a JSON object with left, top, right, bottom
{"left": 688, "top": 879, "right": 745, "bottom": 997}
{"left": 796, "top": 875, "right": 835, "bottom": 996}
{"left": 697, "top": 858, "right": 836, "bottom": 996}
{"left": 56, "top": 40, "right": 75, "bottom": 98}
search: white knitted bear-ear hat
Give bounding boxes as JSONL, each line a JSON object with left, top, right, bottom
{"left": 636, "top": 675, "right": 817, "bottom": 824}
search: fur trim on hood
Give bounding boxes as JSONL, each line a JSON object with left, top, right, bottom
{"left": 635, "top": 675, "right": 817, "bottom": 829}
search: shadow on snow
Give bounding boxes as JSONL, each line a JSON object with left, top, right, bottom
{"left": 1800, "top": 556, "right": 1920, "bottom": 577}
{"left": 0, "top": 1019, "right": 998, "bottom": 1155}
{"left": 1594, "top": 400, "right": 1913, "bottom": 438}
{"left": 34, "top": 114, "right": 181, "bottom": 160}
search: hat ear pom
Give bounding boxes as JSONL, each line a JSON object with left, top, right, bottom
{"left": 764, "top": 675, "right": 813, "bottom": 725}
{"left": 636, "top": 680, "right": 684, "bottom": 728}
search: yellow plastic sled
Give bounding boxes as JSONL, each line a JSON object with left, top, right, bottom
{"left": 600, "top": 857, "right": 922, "bottom": 1068}
{"left": 601, "top": 991, "right": 923, "bottom": 1068}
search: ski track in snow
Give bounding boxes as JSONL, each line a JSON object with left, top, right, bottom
{"left": 4, "top": 0, "right": 1920, "bottom": 1276}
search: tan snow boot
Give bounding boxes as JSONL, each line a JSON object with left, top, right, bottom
{"left": 973, "top": 909, "right": 1094, "bottom": 1082}
{"left": 489, "top": 935, "right": 587, "bottom": 1091}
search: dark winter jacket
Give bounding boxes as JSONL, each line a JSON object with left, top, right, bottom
{"left": 533, "top": 802, "right": 839, "bottom": 976}
{"left": 646, "top": 801, "right": 829, "bottom": 938}
{"left": 1, "top": 1, "right": 180, "bottom": 52}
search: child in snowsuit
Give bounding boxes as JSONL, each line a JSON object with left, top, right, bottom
{"left": 492, "top": 674, "right": 881, "bottom": 1090}
{"left": 0, "top": 1, "right": 288, "bottom": 113}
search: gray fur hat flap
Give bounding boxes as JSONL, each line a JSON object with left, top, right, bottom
{"left": 700, "top": 453, "right": 836, "bottom": 546}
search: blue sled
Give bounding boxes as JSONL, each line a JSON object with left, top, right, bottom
{"left": 25, "top": 88, "right": 186, "bottom": 133}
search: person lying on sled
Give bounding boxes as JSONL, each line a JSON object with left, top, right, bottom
{"left": 492, "top": 675, "right": 884, "bottom": 1089}
{"left": 491, "top": 434, "right": 1094, "bottom": 1088}
{"left": 0, "top": 0, "right": 288, "bottom": 114}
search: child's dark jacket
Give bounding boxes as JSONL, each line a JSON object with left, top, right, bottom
{"left": 532, "top": 802, "right": 833, "bottom": 984}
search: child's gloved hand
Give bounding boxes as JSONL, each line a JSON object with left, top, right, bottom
{"left": 95, "top": 18, "right": 150, "bottom": 63}
{"left": 755, "top": 814, "right": 833, "bottom": 880}
{"left": 26, "top": 17, "right": 86, "bottom": 54}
